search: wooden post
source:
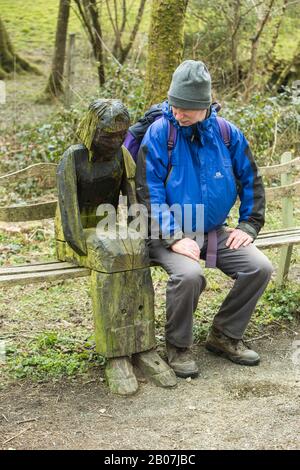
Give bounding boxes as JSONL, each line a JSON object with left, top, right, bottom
{"left": 276, "top": 152, "right": 294, "bottom": 286}
{"left": 64, "top": 33, "right": 76, "bottom": 109}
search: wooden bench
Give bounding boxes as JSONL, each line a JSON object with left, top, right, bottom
{"left": 0, "top": 162, "right": 90, "bottom": 287}
{"left": 0, "top": 152, "right": 299, "bottom": 287}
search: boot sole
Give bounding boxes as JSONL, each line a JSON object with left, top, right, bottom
{"left": 172, "top": 369, "right": 199, "bottom": 379}
{"left": 205, "top": 343, "right": 260, "bottom": 366}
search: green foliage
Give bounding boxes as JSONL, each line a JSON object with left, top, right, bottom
{"left": 17, "top": 107, "right": 82, "bottom": 164}
{"left": 185, "top": 0, "right": 300, "bottom": 92}
{"left": 255, "top": 283, "right": 300, "bottom": 322}
{"left": 0, "top": 107, "right": 82, "bottom": 178}
{"left": 6, "top": 331, "right": 105, "bottom": 381}
{"left": 1, "top": 0, "right": 82, "bottom": 51}
{"left": 0, "top": 224, "right": 56, "bottom": 266}
{"left": 191, "top": 280, "right": 300, "bottom": 343}
{"left": 93, "top": 63, "right": 147, "bottom": 120}
{"left": 222, "top": 92, "right": 300, "bottom": 164}
{"left": 0, "top": 65, "right": 145, "bottom": 176}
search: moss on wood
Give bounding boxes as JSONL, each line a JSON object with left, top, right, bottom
{"left": 145, "top": 0, "right": 188, "bottom": 106}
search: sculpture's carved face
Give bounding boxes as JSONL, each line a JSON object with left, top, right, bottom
{"left": 92, "top": 128, "right": 127, "bottom": 157}
{"left": 76, "top": 99, "right": 130, "bottom": 161}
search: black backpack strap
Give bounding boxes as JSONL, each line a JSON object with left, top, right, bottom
{"left": 167, "top": 122, "right": 177, "bottom": 172}
{"left": 164, "top": 121, "right": 177, "bottom": 185}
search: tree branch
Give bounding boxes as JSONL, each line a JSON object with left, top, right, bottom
{"left": 119, "top": 0, "right": 146, "bottom": 64}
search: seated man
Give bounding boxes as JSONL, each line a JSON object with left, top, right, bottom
{"left": 55, "top": 98, "right": 176, "bottom": 395}
{"left": 135, "top": 61, "right": 273, "bottom": 378}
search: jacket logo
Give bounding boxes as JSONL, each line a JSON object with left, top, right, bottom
{"left": 214, "top": 171, "right": 224, "bottom": 179}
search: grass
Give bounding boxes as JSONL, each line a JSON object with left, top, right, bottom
{"left": 1, "top": 0, "right": 151, "bottom": 58}
{"left": 0, "top": 187, "right": 299, "bottom": 386}
{"left": 5, "top": 330, "right": 105, "bottom": 381}
{"left": 0, "top": 1, "right": 299, "bottom": 385}
{"left": 1, "top": 248, "right": 299, "bottom": 385}
{"left": 1, "top": 0, "right": 67, "bottom": 53}
{"left": 0, "top": 0, "right": 149, "bottom": 137}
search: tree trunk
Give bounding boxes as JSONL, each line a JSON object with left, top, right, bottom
{"left": 231, "top": 0, "right": 241, "bottom": 87}
{"left": 145, "top": 0, "right": 189, "bottom": 107}
{"left": 74, "top": 0, "right": 105, "bottom": 87}
{"left": 87, "top": 0, "right": 105, "bottom": 86}
{"left": 272, "top": 41, "right": 300, "bottom": 91}
{"left": 243, "top": 0, "right": 275, "bottom": 101}
{"left": 118, "top": 0, "right": 147, "bottom": 64}
{"left": 44, "top": 0, "right": 70, "bottom": 97}
{"left": 0, "top": 16, "right": 40, "bottom": 78}
{"left": 266, "top": 0, "right": 288, "bottom": 82}
{"left": 108, "top": 0, "right": 146, "bottom": 65}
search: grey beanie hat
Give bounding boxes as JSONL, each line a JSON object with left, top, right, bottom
{"left": 168, "top": 60, "right": 212, "bottom": 109}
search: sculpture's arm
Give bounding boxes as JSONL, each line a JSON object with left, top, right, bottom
{"left": 57, "top": 149, "right": 87, "bottom": 256}
{"left": 120, "top": 145, "right": 137, "bottom": 207}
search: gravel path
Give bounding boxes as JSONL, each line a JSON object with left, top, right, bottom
{"left": 1, "top": 326, "right": 300, "bottom": 450}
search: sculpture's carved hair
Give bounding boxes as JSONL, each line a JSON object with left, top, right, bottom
{"left": 76, "top": 99, "right": 130, "bottom": 159}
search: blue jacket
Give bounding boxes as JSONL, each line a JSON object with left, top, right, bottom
{"left": 135, "top": 101, "right": 265, "bottom": 246}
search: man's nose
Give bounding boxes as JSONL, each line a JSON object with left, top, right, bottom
{"left": 174, "top": 110, "right": 185, "bottom": 119}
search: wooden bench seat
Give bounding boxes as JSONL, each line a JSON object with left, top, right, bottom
{"left": 0, "top": 261, "right": 90, "bottom": 287}
{"left": 255, "top": 227, "right": 300, "bottom": 249}
{"left": 0, "top": 153, "right": 299, "bottom": 286}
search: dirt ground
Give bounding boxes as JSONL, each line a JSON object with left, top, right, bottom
{"left": 1, "top": 326, "right": 300, "bottom": 451}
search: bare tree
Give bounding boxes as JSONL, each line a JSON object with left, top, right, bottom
{"left": 145, "top": 0, "right": 189, "bottom": 106}
{"left": 219, "top": 0, "right": 265, "bottom": 88}
{"left": 243, "top": 0, "right": 276, "bottom": 101}
{"left": 272, "top": 40, "right": 300, "bottom": 90}
{"left": 106, "top": 0, "right": 147, "bottom": 64}
{"left": 44, "top": 0, "right": 71, "bottom": 98}
{"left": 187, "top": 0, "right": 265, "bottom": 92}
{"left": 218, "top": 0, "right": 242, "bottom": 88}
{"left": 0, "top": 16, "right": 40, "bottom": 79}
{"left": 267, "top": 0, "right": 288, "bottom": 60}
{"left": 74, "top": 0, "right": 105, "bottom": 86}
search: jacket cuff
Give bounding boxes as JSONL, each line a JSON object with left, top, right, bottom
{"left": 236, "top": 222, "right": 258, "bottom": 240}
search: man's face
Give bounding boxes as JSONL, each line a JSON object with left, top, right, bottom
{"left": 172, "top": 107, "right": 207, "bottom": 126}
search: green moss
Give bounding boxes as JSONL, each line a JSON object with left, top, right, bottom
{"left": 5, "top": 331, "right": 105, "bottom": 381}
{"left": 145, "top": 0, "right": 188, "bottom": 106}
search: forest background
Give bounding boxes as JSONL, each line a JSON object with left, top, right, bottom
{"left": 0, "top": 0, "right": 299, "bottom": 384}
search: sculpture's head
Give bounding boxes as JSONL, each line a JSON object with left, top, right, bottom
{"left": 76, "top": 99, "right": 130, "bottom": 160}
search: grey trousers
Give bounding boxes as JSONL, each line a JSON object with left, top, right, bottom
{"left": 147, "top": 226, "right": 273, "bottom": 348}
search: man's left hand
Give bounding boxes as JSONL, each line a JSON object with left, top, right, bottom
{"left": 225, "top": 228, "right": 253, "bottom": 249}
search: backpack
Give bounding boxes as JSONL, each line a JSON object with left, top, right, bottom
{"left": 123, "top": 102, "right": 231, "bottom": 175}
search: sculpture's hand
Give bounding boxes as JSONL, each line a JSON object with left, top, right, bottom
{"left": 68, "top": 237, "right": 88, "bottom": 257}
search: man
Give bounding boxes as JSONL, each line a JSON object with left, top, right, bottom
{"left": 135, "top": 60, "right": 273, "bottom": 378}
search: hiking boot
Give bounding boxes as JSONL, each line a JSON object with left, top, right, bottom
{"left": 132, "top": 349, "right": 177, "bottom": 388}
{"left": 105, "top": 357, "right": 139, "bottom": 396}
{"left": 205, "top": 327, "right": 260, "bottom": 366}
{"left": 166, "top": 341, "right": 199, "bottom": 378}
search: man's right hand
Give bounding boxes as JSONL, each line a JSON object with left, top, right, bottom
{"left": 170, "top": 238, "right": 200, "bottom": 261}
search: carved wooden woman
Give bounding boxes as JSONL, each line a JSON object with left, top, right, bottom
{"left": 55, "top": 99, "right": 176, "bottom": 395}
